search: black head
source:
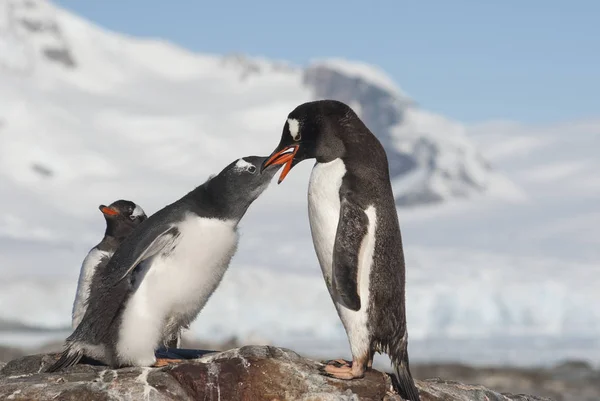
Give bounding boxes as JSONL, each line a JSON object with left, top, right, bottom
{"left": 260, "top": 100, "right": 357, "bottom": 183}
{"left": 99, "top": 199, "right": 147, "bottom": 238}
{"left": 203, "top": 156, "right": 280, "bottom": 221}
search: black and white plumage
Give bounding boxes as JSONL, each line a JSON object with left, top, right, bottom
{"left": 47, "top": 156, "right": 279, "bottom": 372}
{"left": 262, "top": 100, "right": 420, "bottom": 401}
{"left": 72, "top": 200, "right": 147, "bottom": 329}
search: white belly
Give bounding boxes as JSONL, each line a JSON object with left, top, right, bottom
{"left": 116, "top": 215, "right": 239, "bottom": 365}
{"left": 308, "top": 159, "right": 377, "bottom": 358}
{"left": 72, "top": 248, "right": 111, "bottom": 329}
{"left": 308, "top": 159, "right": 345, "bottom": 288}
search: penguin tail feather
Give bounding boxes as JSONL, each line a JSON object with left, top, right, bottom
{"left": 45, "top": 347, "right": 83, "bottom": 373}
{"left": 391, "top": 357, "right": 421, "bottom": 401}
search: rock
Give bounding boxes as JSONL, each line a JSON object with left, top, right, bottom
{"left": 412, "top": 362, "right": 600, "bottom": 401}
{"left": 0, "top": 345, "right": 551, "bottom": 401}
{"left": 0, "top": 346, "right": 25, "bottom": 365}
{"left": 415, "top": 378, "right": 550, "bottom": 401}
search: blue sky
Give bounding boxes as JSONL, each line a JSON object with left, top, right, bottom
{"left": 55, "top": 0, "right": 599, "bottom": 125}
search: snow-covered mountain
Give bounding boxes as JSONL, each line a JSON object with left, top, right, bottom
{"left": 1, "top": 0, "right": 599, "bottom": 367}
{"left": 0, "top": 0, "right": 519, "bottom": 210}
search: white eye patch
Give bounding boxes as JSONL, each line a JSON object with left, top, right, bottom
{"left": 131, "top": 204, "right": 145, "bottom": 218}
{"left": 234, "top": 158, "right": 255, "bottom": 172}
{"left": 287, "top": 118, "right": 301, "bottom": 141}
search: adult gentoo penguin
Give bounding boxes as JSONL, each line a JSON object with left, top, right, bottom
{"left": 71, "top": 200, "right": 147, "bottom": 329}
{"left": 261, "top": 100, "right": 420, "bottom": 401}
{"left": 47, "top": 156, "right": 279, "bottom": 372}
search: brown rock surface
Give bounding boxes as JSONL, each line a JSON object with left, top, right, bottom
{"left": 0, "top": 345, "right": 551, "bottom": 400}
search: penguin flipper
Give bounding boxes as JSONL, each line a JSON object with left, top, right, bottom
{"left": 116, "top": 225, "right": 180, "bottom": 282}
{"left": 332, "top": 195, "right": 369, "bottom": 311}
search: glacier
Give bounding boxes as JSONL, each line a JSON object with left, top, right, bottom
{"left": 0, "top": 0, "right": 599, "bottom": 367}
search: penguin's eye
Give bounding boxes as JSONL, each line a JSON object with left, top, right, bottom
{"left": 248, "top": 165, "right": 257, "bottom": 174}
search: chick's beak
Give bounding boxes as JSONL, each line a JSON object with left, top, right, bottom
{"left": 261, "top": 145, "right": 299, "bottom": 184}
{"left": 99, "top": 205, "right": 119, "bottom": 216}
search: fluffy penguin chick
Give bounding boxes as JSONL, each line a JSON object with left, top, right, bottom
{"left": 47, "top": 156, "right": 279, "bottom": 371}
{"left": 262, "top": 100, "right": 421, "bottom": 401}
{"left": 72, "top": 200, "right": 147, "bottom": 329}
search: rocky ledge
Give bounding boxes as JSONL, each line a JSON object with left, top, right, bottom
{"left": 0, "top": 345, "right": 550, "bottom": 401}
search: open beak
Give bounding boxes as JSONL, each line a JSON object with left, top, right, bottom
{"left": 99, "top": 205, "right": 119, "bottom": 216}
{"left": 261, "top": 145, "right": 299, "bottom": 184}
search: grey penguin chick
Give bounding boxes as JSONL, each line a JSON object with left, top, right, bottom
{"left": 72, "top": 200, "right": 147, "bottom": 329}
{"left": 47, "top": 156, "right": 280, "bottom": 371}
{"left": 262, "top": 100, "right": 420, "bottom": 401}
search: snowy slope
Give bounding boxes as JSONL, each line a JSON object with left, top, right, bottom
{"left": 1, "top": 0, "right": 599, "bottom": 367}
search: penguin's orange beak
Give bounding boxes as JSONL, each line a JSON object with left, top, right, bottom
{"left": 262, "top": 145, "right": 298, "bottom": 184}
{"left": 99, "top": 205, "right": 119, "bottom": 216}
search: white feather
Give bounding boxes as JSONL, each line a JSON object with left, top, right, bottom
{"left": 307, "top": 158, "right": 376, "bottom": 359}
{"left": 70, "top": 342, "right": 106, "bottom": 362}
{"left": 287, "top": 118, "right": 301, "bottom": 141}
{"left": 116, "top": 215, "right": 239, "bottom": 366}
{"left": 72, "top": 248, "right": 111, "bottom": 329}
{"left": 131, "top": 204, "right": 145, "bottom": 218}
{"left": 233, "top": 158, "right": 253, "bottom": 172}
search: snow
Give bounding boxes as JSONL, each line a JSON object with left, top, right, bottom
{"left": 390, "top": 108, "right": 527, "bottom": 203}
{"left": 0, "top": 0, "right": 599, "bottom": 367}
{"left": 310, "top": 57, "right": 406, "bottom": 96}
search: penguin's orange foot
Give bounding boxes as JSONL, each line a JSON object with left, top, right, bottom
{"left": 323, "top": 358, "right": 352, "bottom": 368}
{"left": 152, "top": 358, "right": 184, "bottom": 367}
{"left": 320, "top": 361, "right": 365, "bottom": 380}
{"left": 322, "top": 363, "right": 352, "bottom": 376}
